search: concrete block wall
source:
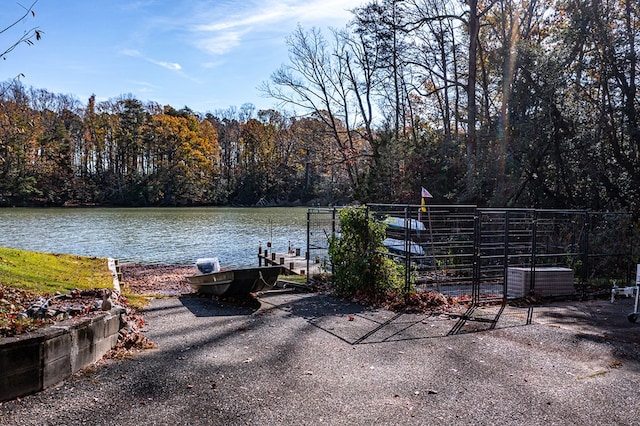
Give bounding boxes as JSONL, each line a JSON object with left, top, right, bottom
{"left": 0, "top": 332, "right": 45, "bottom": 401}
{"left": 43, "top": 327, "right": 72, "bottom": 389}
{"left": 0, "top": 308, "right": 123, "bottom": 402}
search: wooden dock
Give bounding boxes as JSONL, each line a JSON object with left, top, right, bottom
{"left": 257, "top": 246, "right": 323, "bottom": 276}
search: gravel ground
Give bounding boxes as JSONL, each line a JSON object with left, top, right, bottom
{"left": 1, "top": 274, "right": 639, "bottom": 425}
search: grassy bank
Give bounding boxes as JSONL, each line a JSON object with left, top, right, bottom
{"left": 0, "top": 247, "right": 113, "bottom": 294}
{"left": 0, "top": 247, "right": 149, "bottom": 337}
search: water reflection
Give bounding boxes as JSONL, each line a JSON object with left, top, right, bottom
{"left": 0, "top": 207, "right": 309, "bottom": 267}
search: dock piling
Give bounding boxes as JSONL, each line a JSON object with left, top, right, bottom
{"left": 257, "top": 246, "right": 320, "bottom": 277}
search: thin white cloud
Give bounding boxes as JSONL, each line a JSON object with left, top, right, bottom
{"left": 195, "top": 31, "right": 245, "bottom": 55}
{"left": 120, "top": 49, "right": 182, "bottom": 71}
{"left": 193, "top": 9, "right": 285, "bottom": 32}
{"left": 288, "top": 0, "right": 362, "bottom": 22}
{"left": 189, "top": 0, "right": 365, "bottom": 56}
{"left": 122, "top": 49, "right": 142, "bottom": 57}
{"left": 201, "top": 59, "right": 225, "bottom": 69}
{"left": 151, "top": 60, "right": 182, "bottom": 71}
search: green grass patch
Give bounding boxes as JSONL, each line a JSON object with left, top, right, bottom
{"left": 279, "top": 273, "right": 308, "bottom": 284}
{"left": 122, "top": 293, "right": 150, "bottom": 309}
{"left": 0, "top": 247, "right": 113, "bottom": 295}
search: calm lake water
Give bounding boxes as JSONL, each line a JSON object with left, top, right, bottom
{"left": 0, "top": 207, "right": 309, "bottom": 268}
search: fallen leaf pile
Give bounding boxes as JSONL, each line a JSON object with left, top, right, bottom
{"left": 310, "top": 275, "right": 463, "bottom": 315}
{"left": 106, "top": 290, "right": 155, "bottom": 359}
{"left": 120, "top": 264, "right": 194, "bottom": 296}
{"left": 385, "top": 290, "right": 462, "bottom": 314}
{"left": 332, "top": 287, "right": 462, "bottom": 315}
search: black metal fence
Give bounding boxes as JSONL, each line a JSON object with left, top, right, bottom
{"left": 305, "top": 207, "right": 337, "bottom": 276}
{"left": 307, "top": 205, "right": 636, "bottom": 303}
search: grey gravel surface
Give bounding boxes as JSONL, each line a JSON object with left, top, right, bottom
{"left": 1, "top": 292, "right": 639, "bottom": 426}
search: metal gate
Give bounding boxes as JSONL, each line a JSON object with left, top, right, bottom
{"left": 308, "top": 206, "right": 635, "bottom": 304}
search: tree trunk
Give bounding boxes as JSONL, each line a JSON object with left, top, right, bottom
{"left": 466, "top": 0, "right": 480, "bottom": 196}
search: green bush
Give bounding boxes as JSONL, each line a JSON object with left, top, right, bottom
{"left": 328, "top": 206, "right": 405, "bottom": 300}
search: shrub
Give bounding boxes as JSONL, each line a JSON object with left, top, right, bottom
{"left": 328, "top": 206, "right": 405, "bottom": 300}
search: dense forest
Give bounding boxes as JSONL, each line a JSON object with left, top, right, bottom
{"left": 1, "top": 1, "right": 638, "bottom": 215}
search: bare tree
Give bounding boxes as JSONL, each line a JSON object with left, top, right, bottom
{"left": 1, "top": 1, "right": 41, "bottom": 59}
{"left": 1, "top": 1, "right": 42, "bottom": 97}
{"left": 261, "top": 25, "right": 374, "bottom": 194}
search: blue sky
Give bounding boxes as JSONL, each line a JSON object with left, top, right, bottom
{"left": 3, "top": 0, "right": 365, "bottom": 114}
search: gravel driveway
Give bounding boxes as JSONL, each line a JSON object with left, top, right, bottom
{"left": 1, "top": 291, "right": 639, "bottom": 425}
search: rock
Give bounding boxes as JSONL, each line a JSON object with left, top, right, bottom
{"left": 68, "top": 307, "right": 84, "bottom": 316}
{"left": 101, "top": 289, "right": 112, "bottom": 311}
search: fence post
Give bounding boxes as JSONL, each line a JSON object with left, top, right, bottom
{"left": 306, "top": 209, "right": 310, "bottom": 283}
{"left": 331, "top": 207, "right": 337, "bottom": 282}
{"left": 530, "top": 209, "right": 537, "bottom": 296}
{"left": 582, "top": 211, "right": 590, "bottom": 296}
{"left": 472, "top": 209, "right": 481, "bottom": 305}
{"left": 404, "top": 206, "right": 412, "bottom": 296}
{"left": 503, "top": 211, "right": 510, "bottom": 302}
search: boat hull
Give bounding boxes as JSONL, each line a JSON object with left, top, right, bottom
{"left": 383, "top": 237, "right": 424, "bottom": 256}
{"left": 384, "top": 216, "right": 426, "bottom": 231}
{"left": 186, "top": 266, "right": 282, "bottom": 297}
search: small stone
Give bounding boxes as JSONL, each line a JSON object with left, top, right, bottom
{"left": 68, "top": 307, "right": 83, "bottom": 316}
